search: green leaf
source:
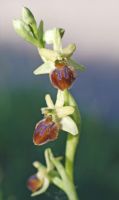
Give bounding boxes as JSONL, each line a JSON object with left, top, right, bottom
{"left": 60, "top": 116, "right": 78, "bottom": 135}
{"left": 33, "top": 62, "right": 55, "bottom": 75}
{"left": 68, "top": 59, "right": 86, "bottom": 72}
{"left": 38, "top": 20, "right": 45, "bottom": 48}
{"left": 39, "top": 48, "right": 61, "bottom": 62}
{"left": 13, "top": 19, "right": 38, "bottom": 46}
{"left": 62, "top": 44, "right": 76, "bottom": 57}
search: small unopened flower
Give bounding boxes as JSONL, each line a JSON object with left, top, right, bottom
{"left": 33, "top": 92, "right": 78, "bottom": 145}
{"left": 27, "top": 174, "right": 43, "bottom": 192}
{"left": 27, "top": 161, "right": 50, "bottom": 197}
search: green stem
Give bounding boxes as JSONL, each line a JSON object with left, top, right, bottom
{"left": 63, "top": 90, "right": 81, "bottom": 199}
{"left": 65, "top": 181, "right": 79, "bottom": 200}
{"left": 65, "top": 134, "right": 79, "bottom": 182}
{"left": 51, "top": 170, "right": 79, "bottom": 200}
{"left": 50, "top": 151, "right": 79, "bottom": 200}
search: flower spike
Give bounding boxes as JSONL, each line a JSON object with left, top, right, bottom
{"left": 13, "top": 8, "right": 84, "bottom": 199}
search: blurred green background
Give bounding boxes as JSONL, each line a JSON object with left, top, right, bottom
{"left": 0, "top": 0, "right": 119, "bottom": 200}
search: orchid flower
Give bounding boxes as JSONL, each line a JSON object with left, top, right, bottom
{"left": 33, "top": 91, "right": 78, "bottom": 145}
{"left": 34, "top": 31, "right": 85, "bottom": 90}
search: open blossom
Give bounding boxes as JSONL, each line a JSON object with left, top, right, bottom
{"left": 33, "top": 30, "right": 85, "bottom": 91}
{"left": 33, "top": 91, "right": 78, "bottom": 145}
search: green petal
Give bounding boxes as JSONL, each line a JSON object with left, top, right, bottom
{"left": 33, "top": 62, "right": 55, "bottom": 75}
{"left": 44, "top": 28, "right": 62, "bottom": 51}
{"left": 62, "top": 44, "right": 76, "bottom": 58}
{"left": 60, "top": 116, "right": 78, "bottom": 135}
{"left": 55, "top": 90, "right": 64, "bottom": 107}
{"left": 39, "top": 48, "right": 61, "bottom": 62}
{"left": 53, "top": 28, "right": 62, "bottom": 51}
{"left": 31, "top": 177, "right": 49, "bottom": 197}
{"left": 43, "top": 29, "right": 54, "bottom": 44}
{"left": 45, "top": 94, "right": 54, "bottom": 108}
{"left": 56, "top": 106, "right": 74, "bottom": 118}
{"left": 68, "top": 59, "right": 86, "bottom": 71}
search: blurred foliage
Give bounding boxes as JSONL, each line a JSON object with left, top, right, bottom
{"left": 0, "top": 89, "right": 119, "bottom": 200}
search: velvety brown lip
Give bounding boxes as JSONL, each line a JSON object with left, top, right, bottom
{"left": 33, "top": 116, "right": 59, "bottom": 145}
{"left": 50, "top": 66, "right": 76, "bottom": 90}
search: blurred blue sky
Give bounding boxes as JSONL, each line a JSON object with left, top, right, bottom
{"left": 0, "top": 0, "right": 119, "bottom": 122}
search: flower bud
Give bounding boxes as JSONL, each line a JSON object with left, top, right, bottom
{"left": 22, "top": 7, "right": 36, "bottom": 27}
{"left": 33, "top": 116, "right": 59, "bottom": 145}
{"left": 13, "top": 19, "right": 38, "bottom": 46}
{"left": 27, "top": 175, "right": 43, "bottom": 192}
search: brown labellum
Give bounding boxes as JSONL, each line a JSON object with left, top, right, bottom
{"left": 33, "top": 116, "right": 59, "bottom": 145}
{"left": 27, "top": 175, "right": 43, "bottom": 192}
{"left": 50, "top": 63, "right": 76, "bottom": 90}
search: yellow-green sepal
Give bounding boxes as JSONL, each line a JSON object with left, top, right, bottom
{"left": 62, "top": 44, "right": 76, "bottom": 58}
{"left": 33, "top": 62, "right": 55, "bottom": 75}
{"left": 68, "top": 59, "right": 86, "bottom": 72}
{"left": 39, "top": 48, "right": 62, "bottom": 62}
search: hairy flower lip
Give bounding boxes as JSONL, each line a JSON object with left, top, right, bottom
{"left": 50, "top": 65, "right": 76, "bottom": 90}
{"left": 33, "top": 116, "right": 59, "bottom": 146}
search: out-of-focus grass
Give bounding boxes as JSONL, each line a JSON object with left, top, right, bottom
{"left": 0, "top": 89, "right": 119, "bottom": 200}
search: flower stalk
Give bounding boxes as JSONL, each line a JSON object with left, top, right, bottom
{"left": 65, "top": 134, "right": 79, "bottom": 182}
